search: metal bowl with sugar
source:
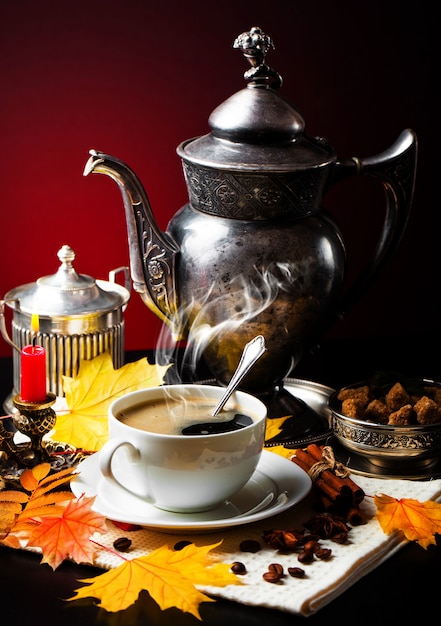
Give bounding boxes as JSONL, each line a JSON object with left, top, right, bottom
{"left": 329, "top": 377, "right": 441, "bottom": 474}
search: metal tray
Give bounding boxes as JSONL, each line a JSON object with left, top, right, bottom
{"left": 264, "top": 377, "right": 334, "bottom": 448}
{"left": 266, "top": 378, "right": 441, "bottom": 479}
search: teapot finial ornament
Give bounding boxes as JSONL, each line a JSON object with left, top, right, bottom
{"left": 84, "top": 27, "right": 417, "bottom": 416}
{"left": 233, "top": 26, "right": 281, "bottom": 89}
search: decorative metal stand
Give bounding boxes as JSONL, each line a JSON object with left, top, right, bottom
{"left": 0, "top": 393, "right": 87, "bottom": 485}
{"left": 11, "top": 393, "right": 57, "bottom": 466}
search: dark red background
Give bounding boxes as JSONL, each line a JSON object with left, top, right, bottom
{"left": 0, "top": 1, "right": 437, "bottom": 359}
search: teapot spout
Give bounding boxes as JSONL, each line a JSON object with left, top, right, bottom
{"left": 84, "top": 150, "right": 180, "bottom": 332}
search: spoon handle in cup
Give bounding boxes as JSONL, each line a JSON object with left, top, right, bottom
{"left": 211, "top": 335, "right": 266, "bottom": 416}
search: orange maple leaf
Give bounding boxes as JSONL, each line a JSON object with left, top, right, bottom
{"left": 375, "top": 493, "right": 441, "bottom": 548}
{"left": 69, "top": 541, "right": 241, "bottom": 620}
{"left": 0, "top": 462, "right": 106, "bottom": 568}
{"left": 25, "top": 496, "right": 108, "bottom": 569}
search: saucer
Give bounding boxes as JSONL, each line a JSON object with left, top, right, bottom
{"left": 71, "top": 450, "right": 311, "bottom": 532}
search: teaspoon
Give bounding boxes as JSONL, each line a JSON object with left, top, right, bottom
{"left": 211, "top": 335, "right": 267, "bottom": 416}
{"left": 181, "top": 335, "right": 266, "bottom": 436}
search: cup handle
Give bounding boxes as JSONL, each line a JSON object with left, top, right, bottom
{"left": 99, "top": 439, "right": 141, "bottom": 491}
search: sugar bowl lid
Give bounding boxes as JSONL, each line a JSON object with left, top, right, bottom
{"left": 177, "top": 26, "right": 335, "bottom": 171}
{"left": 4, "top": 245, "right": 130, "bottom": 317}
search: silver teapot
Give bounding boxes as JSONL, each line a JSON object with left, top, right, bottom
{"left": 83, "top": 26, "right": 417, "bottom": 397}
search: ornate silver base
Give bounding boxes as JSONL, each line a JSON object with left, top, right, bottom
{"left": 0, "top": 392, "right": 91, "bottom": 487}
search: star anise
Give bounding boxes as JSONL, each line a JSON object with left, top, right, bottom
{"left": 262, "top": 528, "right": 304, "bottom": 551}
{"left": 303, "top": 513, "right": 350, "bottom": 542}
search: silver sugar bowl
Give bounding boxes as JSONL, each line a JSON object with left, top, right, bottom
{"left": 1, "top": 244, "right": 130, "bottom": 412}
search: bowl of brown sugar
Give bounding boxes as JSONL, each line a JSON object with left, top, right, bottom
{"left": 329, "top": 374, "right": 441, "bottom": 469}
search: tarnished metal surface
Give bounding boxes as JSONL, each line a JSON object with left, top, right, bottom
{"left": 1, "top": 245, "right": 130, "bottom": 406}
{"left": 84, "top": 26, "right": 417, "bottom": 400}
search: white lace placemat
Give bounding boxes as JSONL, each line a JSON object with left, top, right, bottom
{"left": 87, "top": 465, "right": 441, "bottom": 617}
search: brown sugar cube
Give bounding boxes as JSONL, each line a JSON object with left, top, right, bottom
{"left": 364, "top": 399, "right": 389, "bottom": 424}
{"left": 337, "top": 385, "right": 371, "bottom": 404}
{"left": 341, "top": 397, "right": 366, "bottom": 419}
{"left": 385, "top": 382, "right": 410, "bottom": 412}
{"left": 388, "top": 404, "right": 413, "bottom": 425}
{"left": 414, "top": 396, "right": 441, "bottom": 425}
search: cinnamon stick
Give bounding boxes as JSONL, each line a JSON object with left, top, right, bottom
{"left": 293, "top": 448, "right": 350, "bottom": 505}
{"left": 292, "top": 444, "right": 366, "bottom": 521}
{"left": 306, "top": 444, "right": 365, "bottom": 504}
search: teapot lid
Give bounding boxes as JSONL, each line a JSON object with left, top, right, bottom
{"left": 4, "top": 245, "right": 129, "bottom": 317}
{"left": 177, "top": 26, "right": 335, "bottom": 171}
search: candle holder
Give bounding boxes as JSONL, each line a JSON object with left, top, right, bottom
{"left": 11, "top": 393, "right": 57, "bottom": 466}
{"left": 0, "top": 393, "right": 88, "bottom": 483}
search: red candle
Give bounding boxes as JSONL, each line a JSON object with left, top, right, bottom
{"left": 20, "top": 314, "right": 47, "bottom": 402}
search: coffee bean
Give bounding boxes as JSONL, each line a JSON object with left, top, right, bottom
{"left": 268, "top": 563, "right": 284, "bottom": 576}
{"left": 231, "top": 561, "right": 247, "bottom": 574}
{"left": 288, "top": 567, "right": 305, "bottom": 578}
{"left": 113, "top": 537, "right": 132, "bottom": 552}
{"left": 297, "top": 550, "right": 314, "bottom": 563}
{"left": 303, "top": 539, "right": 320, "bottom": 554}
{"left": 263, "top": 570, "right": 283, "bottom": 583}
{"left": 239, "top": 539, "right": 261, "bottom": 553}
{"left": 174, "top": 540, "right": 192, "bottom": 551}
{"left": 315, "top": 547, "right": 332, "bottom": 560}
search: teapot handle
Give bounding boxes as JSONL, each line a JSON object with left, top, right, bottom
{"left": 330, "top": 128, "right": 417, "bottom": 322}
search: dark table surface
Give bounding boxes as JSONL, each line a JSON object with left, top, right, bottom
{"left": 1, "top": 333, "right": 440, "bottom": 626}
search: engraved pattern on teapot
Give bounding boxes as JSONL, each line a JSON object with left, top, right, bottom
{"left": 182, "top": 162, "right": 321, "bottom": 220}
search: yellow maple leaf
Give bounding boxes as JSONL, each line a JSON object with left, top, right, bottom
{"left": 53, "top": 352, "right": 170, "bottom": 451}
{"left": 266, "top": 444, "right": 295, "bottom": 459}
{"left": 26, "top": 496, "right": 108, "bottom": 569}
{"left": 69, "top": 541, "right": 241, "bottom": 620}
{"left": 265, "top": 415, "right": 289, "bottom": 441}
{"left": 375, "top": 493, "right": 441, "bottom": 548}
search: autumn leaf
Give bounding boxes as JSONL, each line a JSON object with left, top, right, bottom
{"left": 69, "top": 541, "right": 241, "bottom": 620}
{"left": 53, "top": 352, "right": 170, "bottom": 451}
{"left": 266, "top": 444, "right": 296, "bottom": 459}
{"left": 0, "top": 490, "right": 28, "bottom": 538}
{"left": 25, "top": 496, "right": 108, "bottom": 569}
{"left": 375, "top": 493, "right": 441, "bottom": 548}
{"left": 1, "top": 463, "right": 76, "bottom": 542}
{"left": 20, "top": 462, "right": 75, "bottom": 498}
{"left": 0, "top": 463, "right": 75, "bottom": 535}
{"left": 16, "top": 464, "right": 75, "bottom": 522}
{"left": 1, "top": 462, "right": 107, "bottom": 567}
{"left": 265, "top": 415, "right": 289, "bottom": 441}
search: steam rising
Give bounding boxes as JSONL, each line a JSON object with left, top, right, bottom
{"left": 154, "top": 260, "right": 319, "bottom": 386}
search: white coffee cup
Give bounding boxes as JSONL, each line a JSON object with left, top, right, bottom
{"left": 99, "top": 384, "right": 267, "bottom": 513}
